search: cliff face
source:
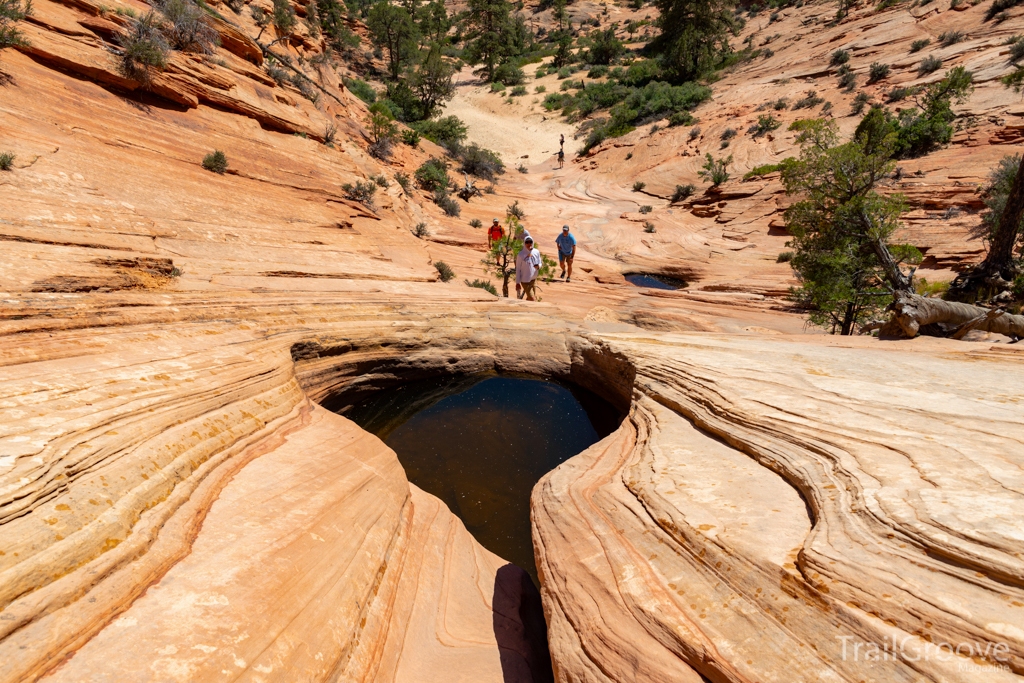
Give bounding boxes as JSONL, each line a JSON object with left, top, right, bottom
{"left": 2, "top": 0, "right": 1024, "bottom": 681}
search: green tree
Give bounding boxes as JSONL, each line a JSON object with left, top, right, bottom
{"left": 0, "top": 0, "right": 32, "bottom": 49}
{"left": 463, "top": 0, "right": 514, "bottom": 81}
{"left": 365, "top": 101, "right": 398, "bottom": 158}
{"left": 587, "top": 27, "right": 623, "bottom": 65}
{"left": 550, "top": 0, "right": 573, "bottom": 67}
{"left": 317, "top": 0, "right": 361, "bottom": 51}
{"left": 648, "top": 0, "right": 733, "bottom": 84}
{"left": 482, "top": 219, "right": 523, "bottom": 297}
{"left": 409, "top": 43, "right": 456, "bottom": 118}
{"left": 782, "top": 119, "right": 921, "bottom": 334}
{"left": 417, "top": 0, "right": 450, "bottom": 47}
{"left": 367, "top": 0, "right": 418, "bottom": 80}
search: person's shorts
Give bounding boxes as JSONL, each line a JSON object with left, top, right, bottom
{"left": 521, "top": 279, "right": 537, "bottom": 297}
{"left": 558, "top": 252, "right": 573, "bottom": 263}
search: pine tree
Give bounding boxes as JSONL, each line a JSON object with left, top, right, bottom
{"left": 649, "top": 0, "right": 733, "bottom": 83}
{"left": 367, "top": 0, "right": 418, "bottom": 80}
{"left": 463, "top": 0, "right": 512, "bottom": 81}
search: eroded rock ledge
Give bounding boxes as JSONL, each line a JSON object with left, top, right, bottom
{"left": 2, "top": 297, "right": 1023, "bottom": 681}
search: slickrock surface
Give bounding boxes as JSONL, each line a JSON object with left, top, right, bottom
{"left": 2, "top": 0, "right": 1024, "bottom": 681}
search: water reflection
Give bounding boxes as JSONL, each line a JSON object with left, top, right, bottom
{"left": 625, "top": 273, "right": 688, "bottom": 290}
{"left": 331, "top": 374, "right": 621, "bottom": 585}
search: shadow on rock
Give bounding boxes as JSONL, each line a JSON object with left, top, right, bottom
{"left": 492, "top": 563, "right": 555, "bottom": 683}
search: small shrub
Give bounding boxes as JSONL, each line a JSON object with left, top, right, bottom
{"left": 777, "top": 251, "right": 794, "bottom": 263}
{"left": 412, "top": 222, "right": 430, "bottom": 238}
{"left": 433, "top": 189, "right": 460, "bottom": 216}
{"left": 830, "top": 49, "right": 850, "bottom": 66}
{"left": 557, "top": 66, "right": 571, "bottom": 79}
{"left": 510, "top": 85, "right": 527, "bottom": 96}
{"left": 117, "top": 12, "right": 169, "bottom": 84}
{"left": 490, "top": 82, "right": 506, "bottom": 93}
{"left": 838, "top": 68, "right": 857, "bottom": 92}
{"left": 272, "top": 0, "right": 295, "bottom": 32}
{"left": 910, "top": 38, "right": 931, "bottom": 53}
{"left": 0, "top": 152, "right": 13, "bottom": 171}
{"left": 639, "top": 205, "right": 653, "bottom": 214}
{"left": 323, "top": 121, "right": 337, "bottom": 146}
{"left": 643, "top": 221, "right": 656, "bottom": 233}
{"left": 535, "top": 85, "right": 546, "bottom": 93}
{"left": 671, "top": 183, "right": 696, "bottom": 202}
{"left": 625, "top": 152, "right": 633, "bottom": 160}
{"left": 371, "top": 173, "right": 389, "bottom": 188}
{"left": 266, "top": 63, "right": 289, "bottom": 85}
{"left": 202, "top": 150, "right": 228, "bottom": 174}
{"left": 886, "top": 85, "right": 913, "bottom": 102}
{"left": 668, "top": 111, "right": 696, "bottom": 127}
{"left": 342, "top": 179, "right": 377, "bottom": 207}
{"left": 939, "top": 30, "right": 965, "bottom": 46}
{"left": 688, "top": 126, "right": 702, "bottom": 141}
{"left": 156, "top": 0, "right": 218, "bottom": 54}
{"left": 534, "top": 66, "right": 548, "bottom": 78}
{"left": 793, "top": 90, "right": 824, "bottom": 109}
{"left": 852, "top": 91, "right": 872, "bottom": 115}
{"left": 985, "top": 0, "right": 1021, "bottom": 18}
{"left": 632, "top": 180, "right": 646, "bottom": 191}
{"left": 749, "top": 114, "right": 781, "bottom": 138}
{"left": 743, "top": 162, "right": 786, "bottom": 179}
{"left": 434, "top": 261, "right": 455, "bottom": 282}
{"left": 769, "top": 10, "right": 779, "bottom": 22}
{"left": 914, "top": 277, "right": 950, "bottom": 297}
{"left": 994, "top": 10, "right": 1011, "bottom": 22}
{"left": 346, "top": 78, "right": 377, "bottom": 104}
{"left": 459, "top": 143, "right": 505, "bottom": 181}
{"left": 469, "top": 218, "right": 483, "bottom": 228}
{"left": 401, "top": 128, "right": 420, "bottom": 146}
{"left": 720, "top": 127, "right": 737, "bottom": 141}
{"left": 517, "top": 163, "right": 528, "bottom": 173}
{"left": 506, "top": 199, "right": 525, "bottom": 220}
{"left": 394, "top": 171, "right": 411, "bottom": 194}
{"left": 821, "top": 101, "right": 833, "bottom": 114}
{"left": 698, "top": 153, "right": 731, "bottom": 186}
{"left": 1008, "top": 35, "right": 1024, "bottom": 63}
{"left": 773, "top": 97, "right": 789, "bottom": 110}
{"left": 868, "top": 62, "right": 891, "bottom": 83}
{"left": 493, "top": 62, "right": 525, "bottom": 85}
{"left": 588, "top": 64, "right": 609, "bottom": 78}
{"left": 0, "top": 0, "right": 31, "bottom": 49}
{"left": 415, "top": 158, "right": 450, "bottom": 192}
{"left": 368, "top": 137, "right": 393, "bottom": 160}
{"left": 918, "top": 54, "right": 942, "bottom": 76}
{"left": 465, "top": 278, "right": 498, "bottom": 295}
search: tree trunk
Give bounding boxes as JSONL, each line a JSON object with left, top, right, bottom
{"left": 885, "top": 292, "right": 1024, "bottom": 339}
{"left": 870, "top": 236, "right": 913, "bottom": 293}
{"left": 840, "top": 301, "right": 857, "bottom": 335}
{"left": 979, "top": 160, "right": 1024, "bottom": 279}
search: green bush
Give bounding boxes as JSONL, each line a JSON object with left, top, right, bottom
{"left": 830, "top": 49, "right": 850, "bottom": 66}
{"left": 156, "top": 0, "right": 218, "bottom": 54}
{"left": 493, "top": 62, "right": 525, "bottom": 85}
{"left": 410, "top": 115, "right": 468, "bottom": 152}
{"left": 587, "top": 65, "right": 609, "bottom": 78}
{"left": 459, "top": 143, "right": 505, "bottom": 181}
{"left": 852, "top": 91, "right": 872, "bottom": 115}
{"left": 698, "top": 153, "right": 731, "bottom": 186}
{"left": 793, "top": 90, "right": 824, "bottom": 109}
{"left": 749, "top": 114, "right": 781, "bottom": 138}
{"left": 910, "top": 38, "right": 931, "bottom": 53}
{"left": 434, "top": 261, "right": 455, "bottom": 282}
{"left": 868, "top": 62, "right": 891, "bottom": 83}
{"left": 986, "top": 0, "right": 1022, "bottom": 21}
{"left": 671, "top": 183, "right": 696, "bottom": 201}
{"left": 346, "top": 78, "right": 377, "bottom": 104}
{"left": 342, "top": 179, "right": 377, "bottom": 207}
{"left": 744, "top": 161, "right": 787, "bottom": 178}
{"left": 633, "top": 180, "right": 646, "bottom": 191}
{"left": 535, "top": 85, "right": 546, "bottom": 93}
{"left": 510, "top": 85, "right": 527, "bottom": 96}
{"left": 777, "top": 251, "right": 794, "bottom": 263}
{"left": 939, "top": 30, "right": 965, "bottom": 46}
{"left": 0, "top": 0, "right": 32, "bottom": 50}
{"left": 837, "top": 65, "right": 857, "bottom": 91}
{"left": 643, "top": 221, "right": 656, "bottom": 233}
{"left": 491, "top": 81, "right": 506, "bottom": 92}
{"left": 415, "top": 158, "right": 450, "bottom": 191}
{"left": 1008, "top": 35, "right": 1024, "bottom": 62}
{"left": 433, "top": 189, "right": 460, "bottom": 216}
{"left": 0, "top": 151, "right": 13, "bottom": 170}
{"left": 412, "top": 222, "right": 430, "bottom": 238}
{"left": 469, "top": 218, "right": 483, "bottom": 228}
{"left": 886, "top": 86, "right": 912, "bottom": 102}
{"left": 465, "top": 278, "right": 498, "bottom": 295}
{"left": 371, "top": 173, "right": 389, "bottom": 188}
{"left": 773, "top": 97, "right": 789, "bottom": 110}
{"left": 394, "top": 171, "right": 411, "bottom": 194}
{"left": 639, "top": 204, "right": 652, "bottom": 213}
{"left": 720, "top": 127, "right": 737, "bottom": 141}
{"left": 918, "top": 55, "right": 942, "bottom": 76}
{"left": 668, "top": 111, "right": 695, "bottom": 127}
{"left": 557, "top": 66, "right": 571, "bottom": 79}
{"left": 202, "top": 150, "right": 228, "bottom": 174}
{"left": 401, "top": 128, "right": 420, "bottom": 146}
{"left": 117, "top": 12, "right": 169, "bottom": 84}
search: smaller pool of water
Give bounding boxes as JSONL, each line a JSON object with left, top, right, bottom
{"left": 625, "top": 273, "right": 688, "bottom": 290}
{"left": 327, "top": 374, "right": 622, "bottom": 585}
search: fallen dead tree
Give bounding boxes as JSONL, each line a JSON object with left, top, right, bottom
{"left": 883, "top": 292, "right": 1024, "bottom": 339}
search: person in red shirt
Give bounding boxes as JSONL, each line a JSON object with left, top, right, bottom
{"left": 487, "top": 218, "right": 504, "bottom": 247}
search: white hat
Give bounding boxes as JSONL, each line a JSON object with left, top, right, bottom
{"left": 562, "top": 225, "right": 570, "bottom": 231}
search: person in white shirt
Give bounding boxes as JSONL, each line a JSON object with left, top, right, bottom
{"left": 515, "top": 236, "right": 542, "bottom": 301}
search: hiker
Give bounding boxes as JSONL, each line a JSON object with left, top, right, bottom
{"left": 559, "top": 133, "right": 564, "bottom": 150}
{"left": 514, "top": 222, "right": 531, "bottom": 242}
{"left": 555, "top": 224, "right": 576, "bottom": 282}
{"left": 557, "top": 148, "right": 565, "bottom": 169}
{"left": 515, "top": 236, "right": 542, "bottom": 301}
{"left": 487, "top": 218, "right": 504, "bottom": 247}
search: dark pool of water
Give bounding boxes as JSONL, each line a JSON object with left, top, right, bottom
{"left": 328, "top": 374, "right": 622, "bottom": 585}
{"left": 625, "top": 273, "right": 688, "bottom": 290}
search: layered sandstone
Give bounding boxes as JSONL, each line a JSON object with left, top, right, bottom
{"left": 2, "top": 0, "right": 1024, "bottom": 681}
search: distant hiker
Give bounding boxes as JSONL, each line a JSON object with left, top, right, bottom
{"left": 515, "top": 236, "right": 542, "bottom": 301}
{"left": 514, "top": 223, "right": 531, "bottom": 242}
{"left": 557, "top": 148, "right": 565, "bottom": 169}
{"left": 559, "top": 133, "right": 565, "bottom": 149}
{"left": 487, "top": 218, "right": 504, "bottom": 247}
{"left": 556, "top": 224, "right": 576, "bottom": 282}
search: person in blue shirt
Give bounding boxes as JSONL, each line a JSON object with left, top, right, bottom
{"left": 555, "top": 225, "right": 577, "bottom": 282}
